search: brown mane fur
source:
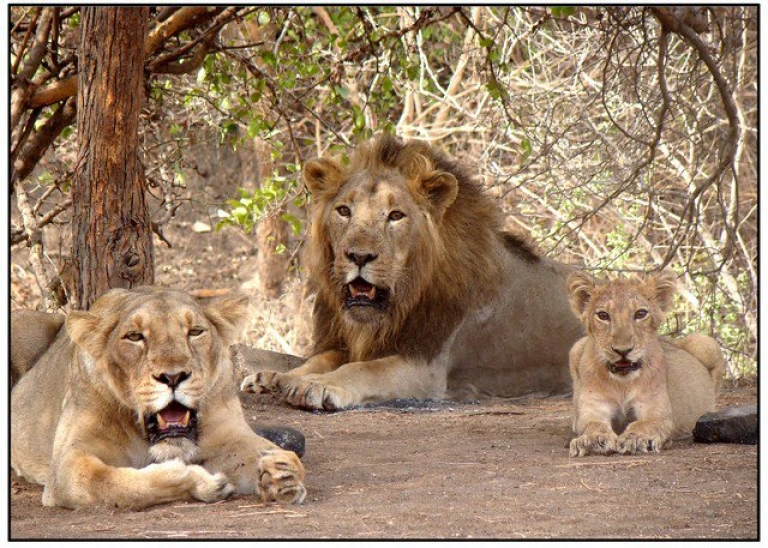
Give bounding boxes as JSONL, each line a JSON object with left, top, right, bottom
{"left": 306, "top": 135, "right": 536, "bottom": 362}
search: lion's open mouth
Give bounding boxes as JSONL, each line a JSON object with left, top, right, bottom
{"left": 609, "top": 359, "right": 642, "bottom": 375}
{"left": 345, "top": 277, "right": 389, "bottom": 310}
{"left": 144, "top": 401, "right": 198, "bottom": 444}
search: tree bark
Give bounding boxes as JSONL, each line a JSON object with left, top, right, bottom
{"left": 71, "top": 7, "right": 153, "bottom": 310}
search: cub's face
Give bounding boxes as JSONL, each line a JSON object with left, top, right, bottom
{"left": 568, "top": 271, "right": 677, "bottom": 379}
{"left": 66, "top": 288, "right": 249, "bottom": 463}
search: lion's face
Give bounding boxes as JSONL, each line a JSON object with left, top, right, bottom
{"left": 304, "top": 145, "right": 458, "bottom": 330}
{"left": 568, "top": 271, "right": 677, "bottom": 379}
{"left": 66, "top": 288, "right": 250, "bottom": 463}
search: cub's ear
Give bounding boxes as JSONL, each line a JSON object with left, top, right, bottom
{"left": 645, "top": 269, "right": 678, "bottom": 313}
{"left": 303, "top": 157, "right": 344, "bottom": 196}
{"left": 66, "top": 311, "right": 110, "bottom": 360}
{"left": 567, "top": 271, "right": 597, "bottom": 319}
{"left": 203, "top": 293, "right": 252, "bottom": 346}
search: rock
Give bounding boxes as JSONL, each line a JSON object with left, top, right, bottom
{"left": 693, "top": 405, "right": 758, "bottom": 445}
{"left": 253, "top": 425, "right": 306, "bottom": 457}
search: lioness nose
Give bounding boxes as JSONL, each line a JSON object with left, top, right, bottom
{"left": 154, "top": 371, "right": 190, "bottom": 389}
{"left": 346, "top": 251, "right": 378, "bottom": 267}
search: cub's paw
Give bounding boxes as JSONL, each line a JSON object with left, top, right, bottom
{"left": 258, "top": 450, "right": 307, "bottom": 505}
{"left": 187, "top": 465, "right": 235, "bottom": 502}
{"left": 617, "top": 432, "right": 663, "bottom": 455}
{"left": 569, "top": 433, "right": 618, "bottom": 457}
{"left": 267, "top": 373, "right": 356, "bottom": 411}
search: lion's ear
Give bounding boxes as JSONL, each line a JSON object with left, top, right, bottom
{"left": 66, "top": 311, "right": 109, "bottom": 359}
{"left": 644, "top": 269, "right": 678, "bottom": 313}
{"left": 203, "top": 293, "right": 252, "bottom": 346}
{"left": 567, "top": 271, "right": 597, "bottom": 319}
{"left": 303, "top": 157, "right": 344, "bottom": 196}
{"left": 418, "top": 171, "right": 458, "bottom": 218}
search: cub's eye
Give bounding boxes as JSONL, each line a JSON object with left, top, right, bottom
{"left": 634, "top": 309, "right": 649, "bottom": 320}
{"left": 188, "top": 327, "right": 205, "bottom": 337}
{"left": 388, "top": 210, "right": 406, "bottom": 222}
{"left": 596, "top": 311, "right": 610, "bottom": 321}
{"left": 124, "top": 332, "right": 144, "bottom": 342}
{"left": 336, "top": 205, "right": 351, "bottom": 217}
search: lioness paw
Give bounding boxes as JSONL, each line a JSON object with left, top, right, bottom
{"left": 617, "top": 433, "right": 663, "bottom": 455}
{"left": 259, "top": 450, "right": 307, "bottom": 505}
{"left": 187, "top": 465, "right": 235, "bottom": 502}
{"left": 569, "top": 433, "right": 617, "bottom": 457}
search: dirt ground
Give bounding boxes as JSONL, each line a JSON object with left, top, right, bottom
{"left": 9, "top": 153, "right": 758, "bottom": 540}
{"left": 9, "top": 383, "right": 757, "bottom": 540}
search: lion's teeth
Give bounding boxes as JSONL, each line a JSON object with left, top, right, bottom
{"left": 157, "top": 414, "right": 168, "bottom": 430}
{"left": 181, "top": 410, "right": 191, "bottom": 427}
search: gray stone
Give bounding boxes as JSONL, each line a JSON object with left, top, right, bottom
{"left": 693, "top": 405, "right": 758, "bottom": 445}
{"left": 253, "top": 425, "right": 306, "bottom": 457}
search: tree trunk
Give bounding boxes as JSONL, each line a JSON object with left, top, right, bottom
{"left": 71, "top": 7, "right": 153, "bottom": 310}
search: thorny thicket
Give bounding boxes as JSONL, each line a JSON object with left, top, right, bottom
{"left": 10, "top": 7, "right": 757, "bottom": 376}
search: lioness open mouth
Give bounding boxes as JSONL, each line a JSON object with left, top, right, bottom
{"left": 609, "top": 359, "right": 642, "bottom": 375}
{"left": 144, "top": 401, "right": 198, "bottom": 444}
{"left": 345, "top": 277, "right": 389, "bottom": 310}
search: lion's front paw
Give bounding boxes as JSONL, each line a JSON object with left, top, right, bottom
{"left": 259, "top": 450, "right": 307, "bottom": 505}
{"left": 260, "top": 372, "right": 356, "bottom": 411}
{"left": 569, "top": 433, "right": 618, "bottom": 457}
{"left": 241, "top": 370, "right": 279, "bottom": 394}
{"left": 187, "top": 465, "right": 235, "bottom": 502}
{"left": 617, "top": 432, "right": 663, "bottom": 455}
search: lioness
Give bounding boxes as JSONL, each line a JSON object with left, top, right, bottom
{"left": 567, "top": 270, "right": 724, "bottom": 457}
{"left": 243, "top": 135, "right": 583, "bottom": 410}
{"left": 11, "top": 287, "right": 306, "bottom": 509}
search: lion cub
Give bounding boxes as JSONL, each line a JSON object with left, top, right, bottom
{"left": 566, "top": 270, "right": 723, "bottom": 457}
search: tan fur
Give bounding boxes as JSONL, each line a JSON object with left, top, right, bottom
{"left": 567, "top": 270, "right": 724, "bottom": 457}
{"left": 242, "top": 135, "right": 583, "bottom": 410}
{"left": 10, "top": 309, "right": 65, "bottom": 387}
{"left": 11, "top": 287, "right": 305, "bottom": 509}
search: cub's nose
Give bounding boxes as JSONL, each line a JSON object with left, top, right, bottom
{"left": 345, "top": 251, "right": 378, "bottom": 267}
{"left": 611, "top": 347, "right": 634, "bottom": 358}
{"left": 153, "top": 371, "right": 190, "bottom": 389}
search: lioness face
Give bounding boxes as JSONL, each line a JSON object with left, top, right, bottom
{"left": 67, "top": 289, "right": 249, "bottom": 463}
{"left": 568, "top": 271, "right": 677, "bottom": 379}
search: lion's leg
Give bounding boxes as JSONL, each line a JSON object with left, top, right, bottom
{"left": 616, "top": 395, "right": 674, "bottom": 455}
{"left": 45, "top": 448, "right": 234, "bottom": 509}
{"left": 198, "top": 398, "right": 306, "bottom": 504}
{"left": 256, "top": 355, "right": 446, "bottom": 411}
{"left": 570, "top": 398, "right": 619, "bottom": 457}
{"left": 241, "top": 349, "right": 347, "bottom": 394}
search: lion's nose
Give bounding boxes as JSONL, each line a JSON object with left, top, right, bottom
{"left": 154, "top": 371, "right": 190, "bottom": 389}
{"left": 346, "top": 251, "right": 378, "bottom": 267}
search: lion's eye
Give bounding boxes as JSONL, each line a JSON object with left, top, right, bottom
{"left": 336, "top": 205, "right": 351, "bottom": 217}
{"left": 596, "top": 311, "right": 610, "bottom": 321}
{"left": 124, "top": 332, "right": 144, "bottom": 342}
{"left": 634, "top": 309, "right": 648, "bottom": 320}
{"left": 388, "top": 210, "right": 406, "bottom": 222}
{"left": 188, "top": 327, "right": 205, "bottom": 337}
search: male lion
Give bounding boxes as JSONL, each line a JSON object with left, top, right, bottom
{"left": 11, "top": 287, "right": 306, "bottom": 509}
{"left": 567, "top": 270, "right": 724, "bottom": 457}
{"left": 242, "top": 135, "right": 583, "bottom": 410}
